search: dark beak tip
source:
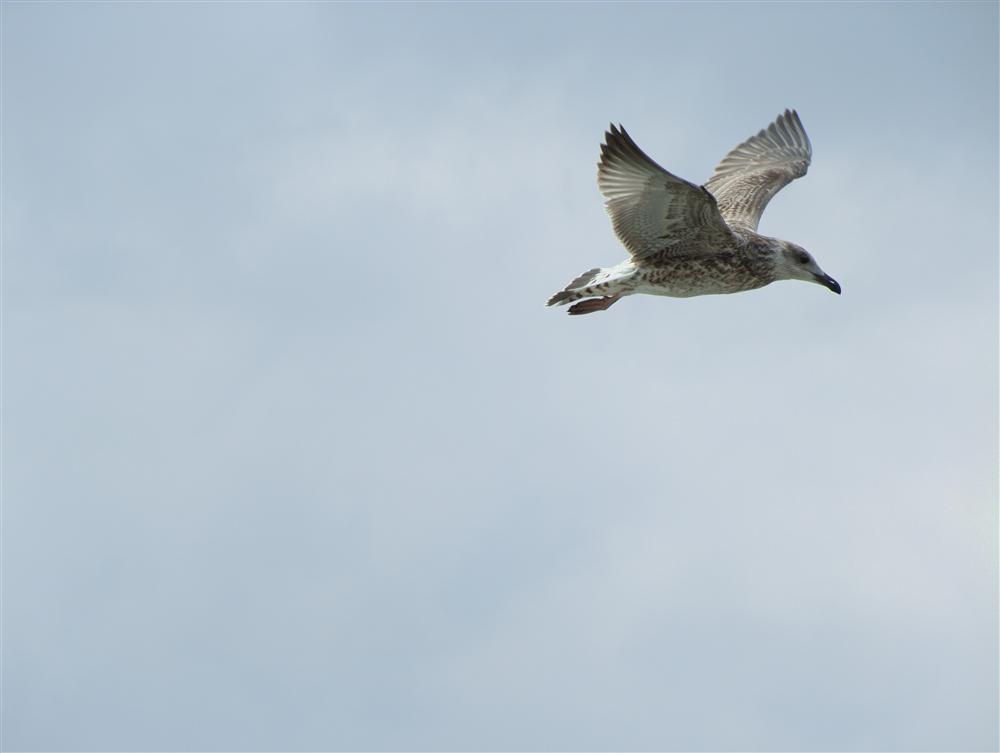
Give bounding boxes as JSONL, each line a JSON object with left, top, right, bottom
{"left": 817, "top": 273, "right": 841, "bottom": 295}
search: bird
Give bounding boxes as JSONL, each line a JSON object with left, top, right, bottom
{"left": 546, "top": 109, "right": 840, "bottom": 315}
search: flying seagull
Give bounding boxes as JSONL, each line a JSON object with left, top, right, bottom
{"left": 547, "top": 109, "right": 840, "bottom": 315}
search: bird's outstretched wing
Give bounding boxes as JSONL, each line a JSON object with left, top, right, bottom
{"left": 598, "top": 124, "right": 734, "bottom": 261}
{"left": 704, "top": 109, "right": 812, "bottom": 233}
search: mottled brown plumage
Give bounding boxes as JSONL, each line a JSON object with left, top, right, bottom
{"left": 547, "top": 110, "right": 840, "bottom": 315}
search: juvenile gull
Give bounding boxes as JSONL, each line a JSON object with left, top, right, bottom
{"left": 547, "top": 109, "right": 840, "bottom": 315}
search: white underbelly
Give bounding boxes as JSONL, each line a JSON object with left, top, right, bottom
{"left": 632, "top": 279, "right": 759, "bottom": 298}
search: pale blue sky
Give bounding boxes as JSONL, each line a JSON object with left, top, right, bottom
{"left": 4, "top": 2, "right": 998, "bottom": 751}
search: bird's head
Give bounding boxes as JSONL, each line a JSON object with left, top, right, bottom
{"left": 774, "top": 241, "right": 841, "bottom": 294}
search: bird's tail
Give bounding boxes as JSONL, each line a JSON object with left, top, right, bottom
{"left": 546, "top": 267, "right": 601, "bottom": 307}
{"left": 546, "top": 266, "right": 627, "bottom": 314}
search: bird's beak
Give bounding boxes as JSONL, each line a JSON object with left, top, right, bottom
{"left": 814, "top": 272, "right": 841, "bottom": 294}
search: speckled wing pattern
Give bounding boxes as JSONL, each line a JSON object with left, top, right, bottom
{"left": 598, "top": 124, "right": 734, "bottom": 262}
{"left": 705, "top": 109, "right": 812, "bottom": 233}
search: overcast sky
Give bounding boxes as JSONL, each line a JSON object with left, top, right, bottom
{"left": 4, "top": 2, "right": 998, "bottom": 751}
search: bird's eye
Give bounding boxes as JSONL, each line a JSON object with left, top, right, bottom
{"left": 796, "top": 251, "right": 810, "bottom": 264}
